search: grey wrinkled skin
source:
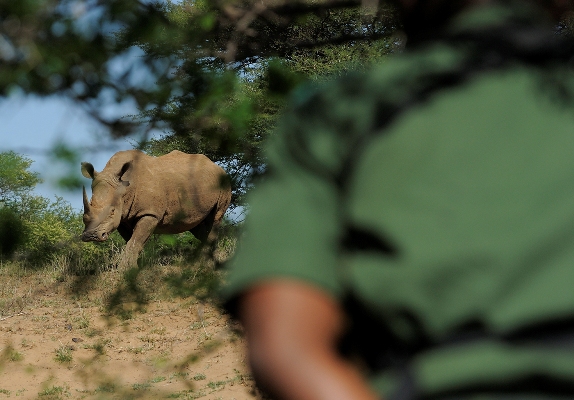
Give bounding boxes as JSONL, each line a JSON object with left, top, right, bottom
{"left": 81, "top": 149, "right": 231, "bottom": 269}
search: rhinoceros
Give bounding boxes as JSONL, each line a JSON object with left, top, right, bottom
{"left": 81, "top": 149, "right": 231, "bottom": 269}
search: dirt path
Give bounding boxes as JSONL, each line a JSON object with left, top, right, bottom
{"left": 0, "top": 268, "right": 261, "bottom": 400}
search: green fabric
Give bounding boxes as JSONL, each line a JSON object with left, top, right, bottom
{"left": 221, "top": 3, "right": 574, "bottom": 398}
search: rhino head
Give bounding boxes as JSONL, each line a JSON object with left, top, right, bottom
{"left": 80, "top": 160, "right": 132, "bottom": 242}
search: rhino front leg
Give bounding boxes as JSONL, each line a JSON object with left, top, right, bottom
{"left": 117, "top": 216, "right": 158, "bottom": 270}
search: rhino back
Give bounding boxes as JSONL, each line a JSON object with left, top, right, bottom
{"left": 128, "top": 151, "right": 227, "bottom": 230}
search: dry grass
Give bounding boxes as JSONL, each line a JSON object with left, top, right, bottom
{"left": 0, "top": 234, "right": 260, "bottom": 400}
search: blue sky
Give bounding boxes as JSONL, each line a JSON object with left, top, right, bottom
{"left": 0, "top": 95, "right": 136, "bottom": 212}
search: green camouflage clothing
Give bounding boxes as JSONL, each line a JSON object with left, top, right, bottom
{"left": 222, "top": 3, "right": 574, "bottom": 399}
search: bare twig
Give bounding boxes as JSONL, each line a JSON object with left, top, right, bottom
{"left": 0, "top": 312, "right": 26, "bottom": 321}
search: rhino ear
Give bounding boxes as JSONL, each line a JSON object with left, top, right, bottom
{"left": 81, "top": 162, "right": 97, "bottom": 180}
{"left": 118, "top": 161, "right": 133, "bottom": 183}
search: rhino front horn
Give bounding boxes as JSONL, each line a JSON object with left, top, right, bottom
{"left": 83, "top": 186, "right": 91, "bottom": 212}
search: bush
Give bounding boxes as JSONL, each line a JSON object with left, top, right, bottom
{"left": 139, "top": 232, "right": 201, "bottom": 267}
{"left": 13, "top": 196, "right": 80, "bottom": 267}
{"left": 23, "top": 210, "right": 75, "bottom": 264}
{"left": 0, "top": 206, "right": 25, "bottom": 259}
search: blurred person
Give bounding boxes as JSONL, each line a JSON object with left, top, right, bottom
{"left": 222, "top": 0, "right": 574, "bottom": 399}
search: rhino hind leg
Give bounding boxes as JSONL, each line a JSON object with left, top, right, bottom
{"left": 190, "top": 205, "right": 226, "bottom": 268}
{"left": 189, "top": 221, "right": 209, "bottom": 243}
{"left": 190, "top": 204, "right": 217, "bottom": 244}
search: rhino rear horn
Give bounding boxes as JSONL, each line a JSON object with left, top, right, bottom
{"left": 83, "top": 186, "right": 91, "bottom": 213}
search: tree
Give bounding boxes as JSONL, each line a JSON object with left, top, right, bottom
{"left": 0, "top": 151, "right": 42, "bottom": 204}
{"left": 0, "top": 151, "right": 40, "bottom": 258}
{"left": 1, "top": 1, "right": 572, "bottom": 191}
{"left": 136, "top": 1, "right": 400, "bottom": 212}
{"left": 0, "top": 1, "right": 402, "bottom": 214}
{"left": 0, "top": 0, "right": 182, "bottom": 138}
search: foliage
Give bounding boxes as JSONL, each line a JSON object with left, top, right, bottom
{"left": 0, "top": 0, "right": 181, "bottom": 139}
{"left": 0, "top": 152, "right": 39, "bottom": 258}
{"left": 137, "top": 1, "right": 400, "bottom": 210}
{"left": 0, "top": 151, "right": 113, "bottom": 267}
{"left": 19, "top": 196, "right": 84, "bottom": 265}
{"left": 0, "top": 151, "right": 41, "bottom": 204}
{"left": 0, "top": 207, "right": 25, "bottom": 258}
{"left": 54, "top": 346, "right": 73, "bottom": 363}
{"left": 10, "top": 194, "right": 113, "bottom": 269}
{"left": 140, "top": 232, "right": 201, "bottom": 266}
{"left": 0, "top": 0, "right": 400, "bottom": 210}
{"left": 1, "top": 1, "right": 572, "bottom": 209}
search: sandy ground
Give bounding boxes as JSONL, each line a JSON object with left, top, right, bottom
{"left": 0, "top": 268, "right": 263, "bottom": 400}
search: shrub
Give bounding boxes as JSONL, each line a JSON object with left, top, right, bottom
{"left": 0, "top": 206, "right": 25, "bottom": 258}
